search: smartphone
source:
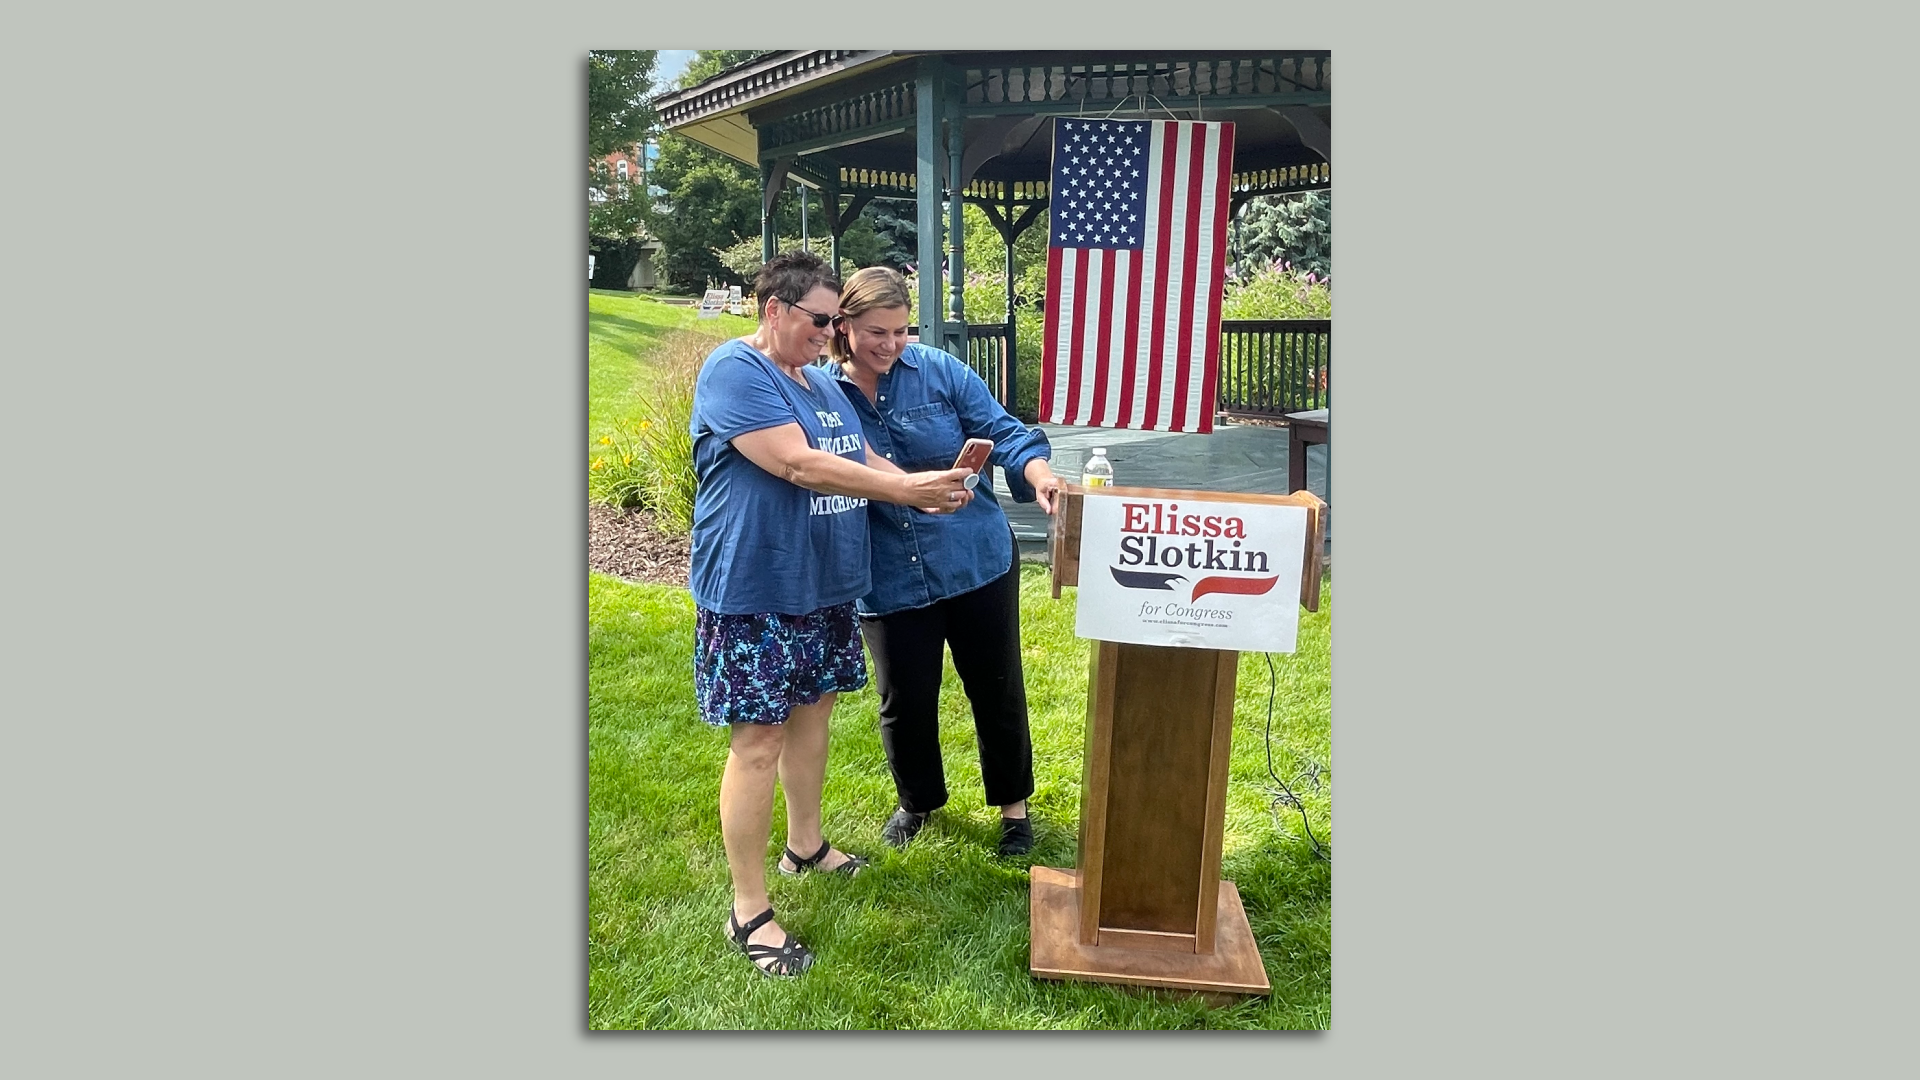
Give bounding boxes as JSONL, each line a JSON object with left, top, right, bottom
{"left": 952, "top": 438, "right": 994, "bottom": 490}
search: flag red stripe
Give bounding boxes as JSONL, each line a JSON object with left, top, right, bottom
{"left": 1063, "top": 246, "right": 1090, "bottom": 425}
{"left": 1075, "top": 248, "right": 1106, "bottom": 425}
{"left": 1040, "top": 244, "right": 1062, "bottom": 423}
{"left": 1143, "top": 121, "right": 1179, "bottom": 430}
{"left": 1088, "top": 249, "right": 1115, "bottom": 425}
{"left": 1197, "top": 125, "right": 1235, "bottom": 433}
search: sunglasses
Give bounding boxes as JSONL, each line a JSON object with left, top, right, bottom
{"left": 782, "top": 298, "right": 839, "bottom": 329}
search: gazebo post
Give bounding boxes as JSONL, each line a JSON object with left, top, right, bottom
{"left": 760, "top": 160, "right": 777, "bottom": 264}
{"left": 944, "top": 73, "right": 966, "bottom": 358}
{"left": 914, "top": 59, "right": 944, "bottom": 348}
{"left": 1004, "top": 182, "right": 1018, "bottom": 330}
{"left": 826, "top": 173, "right": 840, "bottom": 276}
{"left": 1002, "top": 182, "right": 1018, "bottom": 409}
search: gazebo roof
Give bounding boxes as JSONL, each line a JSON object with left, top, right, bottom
{"left": 656, "top": 50, "right": 1329, "bottom": 200}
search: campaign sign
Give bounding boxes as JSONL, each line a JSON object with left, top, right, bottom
{"left": 1073, "top": 493, "right": 1308, "bottom": 653}
{"left": 696, "top": 288, "right": 730, "bottom": 319}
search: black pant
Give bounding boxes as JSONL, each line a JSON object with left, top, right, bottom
{"left": 859, "top": 552, "right": 1034, "bottom": 815}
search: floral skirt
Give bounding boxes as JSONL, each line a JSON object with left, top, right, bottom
{"left": 693, "top": 602, "right": 867, "bottom": 727}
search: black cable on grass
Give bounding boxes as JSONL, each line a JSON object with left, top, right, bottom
{"left": 1264, "top": 653, "right": 1328, "bottom": 862}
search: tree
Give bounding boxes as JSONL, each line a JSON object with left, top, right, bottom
{"left": 645, "top": 51, "right": 909, "bottom": 292}
{"left": 1229, "top": 191, "right": 1330, "bottom": 281}
{"left": 587, "top": 51, "right": 660, "bottom": 289}
{"left": 862, "top": 201, "right": 919, "bottom": 270}
{"left": 587, "top": 51, "right": 658, "bottom": 162}
{"left": 645, "top": 133, "right": 761, "bottom": 290}
{"left": 678, "top": 50, "right": 773, "bottom": 88}
{"left": 835, "top": 217, "right": 888, "bottom": 271}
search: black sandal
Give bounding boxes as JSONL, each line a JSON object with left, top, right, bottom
{"left": 727, "top": 907, "right": 813, "bottom": 978}
{"left": 779, "top": 839, "right": 869, "bottom": 877}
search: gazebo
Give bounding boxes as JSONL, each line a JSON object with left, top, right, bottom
{"left": 654, "top": 51, "right": 1330, "bottom": 418}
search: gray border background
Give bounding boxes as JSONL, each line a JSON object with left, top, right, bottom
{"left": 7, "top": 2, "right": 1910, "bottom": 1074}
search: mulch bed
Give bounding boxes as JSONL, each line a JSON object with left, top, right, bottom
{"left": 589, "top": 505, "right": 691, "bottom": 588}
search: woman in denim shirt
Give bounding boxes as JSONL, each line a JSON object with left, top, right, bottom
{"left": 826, "top": 267, "right": 1063, "bottom": 857}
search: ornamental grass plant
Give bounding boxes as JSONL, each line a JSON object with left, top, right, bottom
{"left": 589, "top": 329, "right": 714, "bottom": 534}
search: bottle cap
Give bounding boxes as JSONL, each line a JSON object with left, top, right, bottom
{"left": 1091, "top": 447, "right": 1107, "bottom": 454}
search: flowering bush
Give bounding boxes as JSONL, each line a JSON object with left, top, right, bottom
{"left": 1221, "top": 259, "right": 1332, "bottom": 320}
{"left": 897, "top": 269, "right": 1011, "bottom": 328}
{"left": 589, "top": 330, "right": 712, "bottom": 533}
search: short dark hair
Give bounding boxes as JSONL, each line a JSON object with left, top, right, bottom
{"left": 754, "top": 249, "right": 840, "bottom": 316}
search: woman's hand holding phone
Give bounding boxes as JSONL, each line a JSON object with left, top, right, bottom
{"left": 952, "top": 438, "right": 994, "bottom": 491}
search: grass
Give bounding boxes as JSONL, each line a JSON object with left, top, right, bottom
{"left": 588, "top": 289, "right": 754, "bottom": 450}
{"left": 587, "top": 567, "right": 1331, "bottom": 1030}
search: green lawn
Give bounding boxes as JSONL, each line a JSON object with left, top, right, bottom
{"left": 588, "top": 289, "right": 755, "bottom": 449}
{"left": 587, "top": 568, "right": 1332, "bottom": 1030}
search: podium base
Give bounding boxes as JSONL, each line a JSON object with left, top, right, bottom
{"left": 1028, "top": 866, "right": 1271, "bottom": 999}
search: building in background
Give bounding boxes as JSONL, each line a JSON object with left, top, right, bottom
{"left": 591, "top": 141, "right": 664, "bottom": 290}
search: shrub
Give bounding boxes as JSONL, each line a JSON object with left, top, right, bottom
{"left": 589, "top": 330, "right": 714, "bottom": 533}
{"left": 1221, "top": 260, "right": 1332, "bottom": 320}
{"left": 716, "top": 236, "right": 868, "bottom": 290}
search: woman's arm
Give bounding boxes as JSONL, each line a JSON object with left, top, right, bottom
{"left": 1022, "top": 457, "right": 1062, "bottom": 514}
{"left": 939, "top": 354, "right": 1057, "bottom": 507}
{"left": 731, "top": 423, "right": 971, "bottom": 510}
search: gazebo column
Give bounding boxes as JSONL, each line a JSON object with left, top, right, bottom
{"left": 824, "top": 173, "right": 840, "bottom": 274}
{"left": 760, "top": 158, "right": 793, "bottom": 265}
{"left": 1004, "top": 183, "right": 1019, "bottom": 409}
{"left": 914, "top": 60, "right": 944, "bottom": 348}
{"left": 825, "top": 189, "right": 873, "bottom": 282}
{"left": 943, "top": 77, "right": 966, "bottom": 358}
{"left": 1004, "top": 183, "right": 1017, "bottom": 329}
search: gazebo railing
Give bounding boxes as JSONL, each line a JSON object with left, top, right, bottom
{"left": 1216, "top": 318, "right": 1330, "bottom": 417}
{"left": 907, "top": 318, "right": 1327, "bottom": 420}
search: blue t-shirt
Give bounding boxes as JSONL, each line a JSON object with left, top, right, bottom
{"left": 688, "top": 339, "right": 873, "bottom": 616}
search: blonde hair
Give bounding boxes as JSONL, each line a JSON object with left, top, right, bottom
{"left": 829, "top": 266, "right": 912, "bottom": 363}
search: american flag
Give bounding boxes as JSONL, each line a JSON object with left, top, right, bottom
{"left": 1040, "top": 118, "right": 1235, "bottom": 433}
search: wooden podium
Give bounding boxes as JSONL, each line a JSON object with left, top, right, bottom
{"left": 1029, "top": 483, "right": 1325, "bottom": 999}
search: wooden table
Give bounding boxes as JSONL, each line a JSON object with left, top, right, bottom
{"left": 1285, "top": 409, "right": 1328, "bottom": 501}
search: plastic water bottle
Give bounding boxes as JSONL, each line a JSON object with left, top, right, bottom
{"left": 1081, "top": 447, "right": 1113, "bottom": 488}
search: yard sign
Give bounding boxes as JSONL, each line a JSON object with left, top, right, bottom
{"left": 1073, "top": 492, "right": 1307, "bottom": 652}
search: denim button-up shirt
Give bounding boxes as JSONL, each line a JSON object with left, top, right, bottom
{"left": 823, "top": 343, "right": 1053, "bottom": 616}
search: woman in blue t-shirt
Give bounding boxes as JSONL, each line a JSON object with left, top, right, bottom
{"left": 825, "top": 267, "right": 1064, "bottom": 861}
{"left": 689, "top": 250, "right": 975, "bottom": 978}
